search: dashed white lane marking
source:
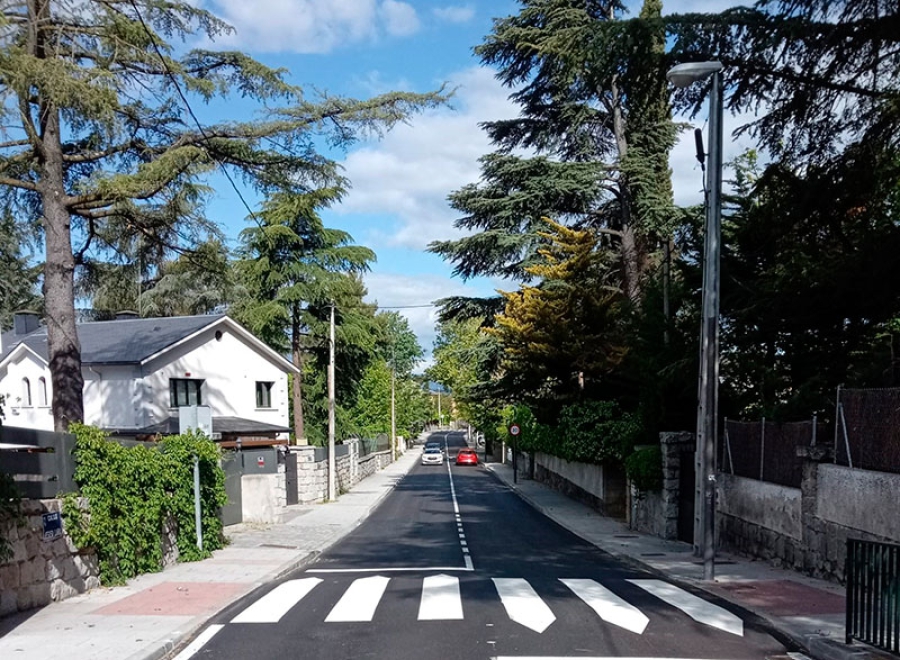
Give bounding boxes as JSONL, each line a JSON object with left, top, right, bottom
{"left": 231, "top": 578, "right": 322, "bottom": 623}
{"left": 418, "top": 574, "right": 464, "bottom": 620}
{"left": 627, "top": 579, "right": 744, "bottom": 636}
{"left": 560, "top": 578, "right": 649, "bottom": 634}
{"left": 445, "top": 439, "right": 475, "bottom": 571}
{"left": 493, "top": 578, "right": 557, "bottom": 633}
{"left": 325, "top": 575, "right": 390, "bottom": 622}
{"left": 171, "top": 624, "right": 224, "bottom": 660}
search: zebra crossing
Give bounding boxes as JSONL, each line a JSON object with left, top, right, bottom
{"left": 226, "top": 575, "right": 744, "bottom": 636}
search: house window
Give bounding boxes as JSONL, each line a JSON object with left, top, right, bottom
{"left": 22, "top": 377, "right": 32, "bottom": 407}
{"left": 170, "top": 378, "right": 203, "bottom": 407}
{"left": 256, "top": 381, "right": 274, "bottom": 409}
{"left": 38, "top": 377, "right": 48, "bottom": 406}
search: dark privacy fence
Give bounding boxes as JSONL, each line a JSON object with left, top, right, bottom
{"left": 846, "top": 538, "right": 900, "bottom": 654}
{"left": 720, "top": 419, "right": 819, "bottom": 488}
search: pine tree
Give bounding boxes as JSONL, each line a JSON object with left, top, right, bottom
{"left": 0, "top": 0, "right": 446, "bottom": 430}
{"left": 233, "top": 189, "right": 375, "bottom": 443}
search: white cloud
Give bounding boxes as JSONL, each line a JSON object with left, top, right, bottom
{"left": 433, "top": 5, "right": 475, "bottom": 23}
{"left": 363, "top": 271, "right": 486, "bottom": 361}
{"left": 336, "top": 66, "right": 516, "bottom": 250}
{"left": 204, "top": 0, "right": 419, "bottom": 53}
{"left": 380, "top": 0, "right": 420, "bottom": 36}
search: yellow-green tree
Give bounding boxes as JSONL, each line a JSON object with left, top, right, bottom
{"left": 490, "top": 218, "right": 626, "bottom": 411}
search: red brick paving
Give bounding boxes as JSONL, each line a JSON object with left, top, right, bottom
{"left": 718, "top": 579, "right": 846, "bottom": 616}
{"left": 93, "top": 582, "right": 247, "bottom": 616}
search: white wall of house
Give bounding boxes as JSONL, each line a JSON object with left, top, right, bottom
{"left": 0, "top": 350, "right": 54, "bottom": 431}
{"left": 140, "top": 324, "right": 291, "bottom": 432}
{"left": 1, "top": 320, "right": 293, "bottom": 434}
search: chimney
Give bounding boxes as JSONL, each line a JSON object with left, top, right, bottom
{"left": 13, "top": 310, "right": 41, "bottom": 335}
{"left": 115, "top": 310, "right": 139, "bottom": 321}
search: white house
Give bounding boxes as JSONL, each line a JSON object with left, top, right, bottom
{"left": 0, "top": 311, "right": 298, "bottom": 441}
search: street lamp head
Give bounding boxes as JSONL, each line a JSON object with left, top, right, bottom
{"left": 666, "top": 61, "right": 723, "bottom": 88}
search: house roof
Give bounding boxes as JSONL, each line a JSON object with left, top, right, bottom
{"left": 0, "top": 314, "right": 298, "bottom": 373}
{"left": 117, "top": 415, "right": 292, "bottom": 437}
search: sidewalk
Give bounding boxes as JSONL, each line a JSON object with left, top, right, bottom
{"left": 0, "top": 445, "right": 423, "bottom": 660}
{"left": 0, "top": 440, "right": 878, "bottom": 660}
{"left": 483, "top": 461, "right": 881, "bottom": 660}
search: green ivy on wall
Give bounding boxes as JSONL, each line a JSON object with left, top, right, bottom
{"left": 0, "top": 471, "right": 22, "bottom": 563}
{"left": 62, "top": 424, "right": 228, "bottom": 585}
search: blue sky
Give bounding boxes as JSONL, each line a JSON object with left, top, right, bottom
{"left": 194, "top": 0, "right": 749, "bottom": 365}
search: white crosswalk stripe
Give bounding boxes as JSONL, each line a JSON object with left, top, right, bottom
{"left": 560, "top": 578, "right": 649, "bottom": 634}
{"left": 325, "top": 575, "right": 391, "bottom": 623}
{"left": 231, "top": 578, "right": 322, "bottom": 624}
{"left": 627, "top": 579, "right": 744, "bottom": 636}
{"left": 224, "top": 575, "right": 746, "bottom": 637}
{"left": 493, "top": 577, "right": 557, "bottom": 633}
{"left": 418, "top": 574, "right": 464, "bottom": 620}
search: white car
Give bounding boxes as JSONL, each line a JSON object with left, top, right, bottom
{"left": 421, "top": 447, "right": 444, "bottom": 465}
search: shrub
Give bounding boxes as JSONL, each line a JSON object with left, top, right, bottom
{"left": 625, "top": 445, "right": 664, "bottom": 492}
{"left": 62, "top": 424, "right": 227, "bottom": 585}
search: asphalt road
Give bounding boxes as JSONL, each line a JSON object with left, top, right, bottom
{"left": 181, "top": 431, "right": 789, "bottom": 660}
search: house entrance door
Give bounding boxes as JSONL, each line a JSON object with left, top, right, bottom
{"left": 285, "top": 451, "right": 298, "bottom": 505}
{"left": 221, "top": 450, "right": 243, "bottom": 526}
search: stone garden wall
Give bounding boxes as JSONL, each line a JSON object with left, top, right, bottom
{"left": 0, "top": 499, "right": 99, "bottom": 617}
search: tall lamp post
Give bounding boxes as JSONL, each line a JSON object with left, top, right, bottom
{"left": 666, "top": 61, "right": 723, "bottom": 581}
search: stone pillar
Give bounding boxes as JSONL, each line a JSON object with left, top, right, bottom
{"left": 346, "top": 439, "right": 360, "bottom": 488}
{"left": 797, "top": 444, "right": 832, "bottom": 576}
{"left": 660, "top": 432, "right": 695, "bottom": 541}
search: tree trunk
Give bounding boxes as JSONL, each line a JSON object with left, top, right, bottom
{"left": 32, "top": 0, "right": 84, "bottom": 431}
{"left": 609, "top": 73, "right": 642, "bottom": 304}
{"left": 291, "top": 310, "right": 306, "bottom": 444}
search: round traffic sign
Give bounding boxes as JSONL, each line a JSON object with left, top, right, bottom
{"left": 509, "top": 423, "right": 521, "bottom": 436}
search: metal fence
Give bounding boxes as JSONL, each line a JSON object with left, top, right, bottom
{"left": 835, "top": 387, "right": 900, "bottom": 475}
{"left": 357, "top": 433, "right": 391, "bottom": 458}
{"left": 846, "top": 538, "right": 900, "bottom": 654}
{"left": 721, "top": 418, "right": 820, "bottom": 488}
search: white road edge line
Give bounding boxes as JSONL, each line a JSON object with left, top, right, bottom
{"left": 170, "top": 624, "right": 224, "bottom": 660}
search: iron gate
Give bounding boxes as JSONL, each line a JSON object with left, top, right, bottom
{"left": 846, "top": 538, "right": 900, "bottom": 655}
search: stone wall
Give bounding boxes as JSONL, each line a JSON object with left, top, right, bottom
{"left": 1, "top": 499, "right": 99, "bottom": 617}
{"left": 290, "top": 443, "right": 395, "bottom": 505}
{"left": 533, "top": 452, "right": 627, "bottom": 518}
{"left": 630, "top": 433, "right": 695, "bottom": 540}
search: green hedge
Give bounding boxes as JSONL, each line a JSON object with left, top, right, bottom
{"left": 62, "top": 424, "right": 227, "bottom": 585}
{"left": 502, "top": 401, "right": 640, "bottom": 464}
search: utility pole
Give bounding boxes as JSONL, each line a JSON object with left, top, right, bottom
{"left": 327, "top": 301, "right": 336, "bottom": 502}
{"left": 390, "top": 344, "right": 397, "bottom": 461}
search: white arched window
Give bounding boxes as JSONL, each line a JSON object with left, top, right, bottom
{"left": 22, "top": 377, "right": 32, "bottom": 407}
{"left": 38, "top": 377, "right": 48, "bottom": 406}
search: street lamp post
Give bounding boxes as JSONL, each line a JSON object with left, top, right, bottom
{"left": 666, "top": 61, "right": 723, "bottom": 581}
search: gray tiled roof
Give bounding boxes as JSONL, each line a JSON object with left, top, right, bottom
{"left": 1, "top": 314, "right": 225, "bottom": 365}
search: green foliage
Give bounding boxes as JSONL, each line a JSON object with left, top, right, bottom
{"left": 506, "top": 401, "right": 640, "bottom": 464}
{"left": 61, "top": 424, "right": 227, "bottom": 585}
{"left": 0, "top": 470, "right": 22, "bottom": 563}
{"left": 625, "top": 445, "right": 663, "bottom": 492}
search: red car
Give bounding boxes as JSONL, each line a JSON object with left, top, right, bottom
{"left": 455, "top": 448, "right": 479, "bottom": 466}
